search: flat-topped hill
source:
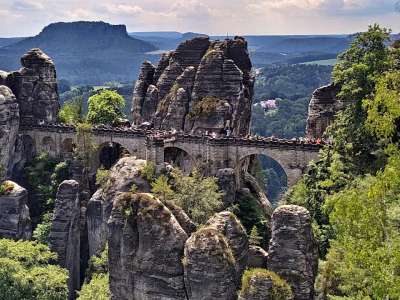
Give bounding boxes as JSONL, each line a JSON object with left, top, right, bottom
{"left": 0, "top": 21, "right": 157, "bottom": 84}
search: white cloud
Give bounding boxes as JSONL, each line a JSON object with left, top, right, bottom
{"left": 0, "top": 0, "right": 398, "bottom": 36}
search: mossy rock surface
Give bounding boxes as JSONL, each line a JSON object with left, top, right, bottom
{"left": 240, "top": 268, "right": 293, "bottom": 300}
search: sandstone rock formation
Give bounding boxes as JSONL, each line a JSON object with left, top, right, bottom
{"left": 3, "top": 48, "right": 59, "bottom": 124}
{"left": 306, "top": 83, "right": 340, "bottom": 139}
{"left": 49, "top": 180, "right": 81, "bottom": 300}
{"left": 0, "top": 86, "right": 19, "bottom": 177}
{"left": 87, "top": 157, "right": 151, "bottom": 257}
{"left": 0, "top": 181, "right": 31, "bottom": 239}
{"left": 268, "top": 205, "right": 318, "bottom": 300}
{"left": 183, "top": 227, "right": 237, "bottom": 300}
{"left": 206, "top": 211, "right": 249, "bottom": 283}
{"left": 108, "top": 192, "right": 188, "bottom": 300}
{"left": 239, "top": 269, "right": 293, "bottom": 300}
{"left": 132, "top": 36, "right": 254, "bottom": 136}
{"left": 247, "top": 245, "right": 268, "bottom": 269}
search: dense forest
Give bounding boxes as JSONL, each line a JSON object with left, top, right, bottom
{"left": 285, "top": 25, "right": 400, "bottom": 298}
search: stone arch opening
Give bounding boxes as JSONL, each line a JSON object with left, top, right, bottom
{"left": 239, "top": 154, "right": 288, "bottom": 204}
{"left": 164, "top": 147, "right": 193, "bottom": 174}
{"left": 98, "top": 142, "right": 130, "bottom": 169}
{"left": 61, "top": 138, "right": 75, "bottom": 158}
{"left": 42, "top": 136, "right": 56, "bottom": 157}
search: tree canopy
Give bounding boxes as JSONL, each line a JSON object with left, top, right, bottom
{"left": 86, "top": 90, "right": 126, "bottom": 125}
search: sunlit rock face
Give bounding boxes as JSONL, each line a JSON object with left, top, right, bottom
{"left": 132, "top": 36, "right": 254, "bottom": 136}
{"left": 0, "top": 85, "right": 19, "bottom": 177}
{"left": 0, "top": 181, "right": 31, "bottom": 240}
{"left": 5, "top": 48, "right": 59, "bottom": 124}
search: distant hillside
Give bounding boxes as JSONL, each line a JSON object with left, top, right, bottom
{"left": 0, "top": 21, "right": 157, "bottom": 84}
{"left": 0, "top": 37, "right": 25, "bottom": 48}
{"left": 129, "top": 31, "right": 208, "bottom": 50}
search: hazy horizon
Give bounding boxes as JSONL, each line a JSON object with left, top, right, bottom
{"left": 0, "top": 0, "right": 399, "bottom": 38}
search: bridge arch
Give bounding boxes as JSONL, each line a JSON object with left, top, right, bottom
{"left": 97, "top": 141, "right": 131, "bottom": 169}
{"left": 238, "top": 153, "right": 288, "bottom": 202}
{"left": 164, "top": 146, "right": 195, "bottom": 174}
{"left": 237, "top": 147, "right": 310, "bottom": 188}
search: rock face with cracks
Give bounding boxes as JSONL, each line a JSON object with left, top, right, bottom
{"left": 108, "top": 192, "right": 188, "bottom": 300}
{"left": 0, "top": 181, "right": 31, "bottom": 240}
{"left": 183, "top": 227, "right": 237, "bottom": 300}
{"left": 86, "top": 157, "right": 150, "bottom": 257}
{"left": 267, "top": 205, "right": 318, "bottom": 300}
{"left": 132, "top": 36, "right": 254, "bottom": 136}
{"left": 4, "top": 48, "right": 59, "bottom": 124}
{"left": 0, "top": 86, "right": 19, "bottom": 177}
{"left": 49, "top": 180, "right": 81, "bottom": 300}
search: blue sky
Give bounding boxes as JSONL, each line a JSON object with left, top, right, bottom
{"left": 0, "top": 0, "right": 399, "bottom": 37}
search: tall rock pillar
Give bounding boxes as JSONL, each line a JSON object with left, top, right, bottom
{"left": 267, "top": 205, "right": 318, "bottom": 300}
{"left": 49, "top": 180, "right": 81, "bottom": 300}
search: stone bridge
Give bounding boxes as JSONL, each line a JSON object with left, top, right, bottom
{"left": 19, "top": 123, "right": 322, "bottom": 187}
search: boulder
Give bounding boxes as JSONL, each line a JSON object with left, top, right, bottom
{"left": 239, "top": 269, "right": 293, "bottom": 300}
{"left": 108, "top": 192, "right": 188, "bottom": 300}
{"left": 183, "top": 227, "right": 237, "bottom": 300}
{"left": 87, "top": 157, "right": 151, "bottom": 257}
{"left": 247, "top": 245, "right": 268, "bottom": 269}
{"left": 49, "top": 180, "right": 81, "bottom": 300}
{"left": 5, "top": 48, "right": 59, "bottom": 124}
{"left": 0, "top": 85, "right": 19, "bottom": 177}
{"left": 206, "top": 211, "right": 249, "bottom": 283}
{"left": 267, "top": 205, "right": 318, "bottom": 300}
{"left": 0, "top": 181, "right": 31, "bottom": 240}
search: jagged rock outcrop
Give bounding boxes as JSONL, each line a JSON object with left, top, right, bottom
{"left": 3, "top": 48, "right": 59, "bottom": 124}
{"left": 306, "top": 83, "right": 340, "bottom": 139}
{"left": 164, "top": 200, "right": 196, "bottom": 235}
{"left": 267, "top": 205, "right": 318, "bottom": 300}
{"left": 183, "top": 227, "right": 237, "bottom": 300}
{"left": 0, "top": 181, "right": 31, "bottom": 239}
{"left": 132, "top": 36, "right": 254, "bottom": 136}
{"left": 0, "top": 86, "right": 19, "bottom": 177}
{"left": 49, "top": 180, "right": 81, "bottom": 300}
{"left": 239, "top": 269, "right": 293, "bottom": 300}
{"left": 87, "top": 157, "right": 151, "bottom": 257}
{"left": 108, "top": 192, "right": 188, "bottom": 300}
{"left": 247, "top": 246, "right": 268, "bottom": 269}
{"left": 206, "top": 211, "right": 249, "bottom": 283}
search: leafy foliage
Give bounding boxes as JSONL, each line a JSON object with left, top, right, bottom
{"left": 249, "top": 226, "right": 262, "bottom": 246}
{"left": 170, "top": 168, "right": 223, "bottom": 225}
{"left": 58, "top": 96, "right": 85, "bottom": 124}
{"left": 151, "top": 175, "right": 173, "bottom": 202}
{"left": 78, "top": 274, "right": 110, "bottom": 300}
{"left": 0, "top": 239, "right": 68, "bottom": 300}
{"left": 87, "top": 90, "right": 126, "bottom": 125}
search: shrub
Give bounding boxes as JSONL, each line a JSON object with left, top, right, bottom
{"left": 78, "top": 273, "right": 110, "bottom": 300}
{"left": 0, "top": 239, "right": 68, "bottom": 300}
{"left": 95, "top": 167, "right": 110, "bottom": 187}
{"left": 141, "top": 162, "right": 156, "bottom": 182}
{"left": 0, "top": 181, "right": 14, "bottom": 196}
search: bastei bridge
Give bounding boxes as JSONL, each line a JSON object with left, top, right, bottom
{"left": 19, "top": 123, "right": 322, "bottom": 188}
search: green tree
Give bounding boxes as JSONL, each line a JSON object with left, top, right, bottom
{"left": 87, "top": 90, "right": 125, "bottom": 125}
{"left": 170, "top": 169, "right": 223, "bottom": 225}
{"left": 58, "top": 96, "right": 85, "bottom": 124}
{"left": 0, "top": 239, "right": 68, "bottom": 300}
{"left": 249, "top": 226, "right": 262, "bottom": 246}
{"left": 318, "top": 152, "right": 400, "bottom": 299}
{"left": 78, "top": 274, "right": 110, "bottom": 300}
{"left": 151, "top": 175, "right": 173, "bottom": 202}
